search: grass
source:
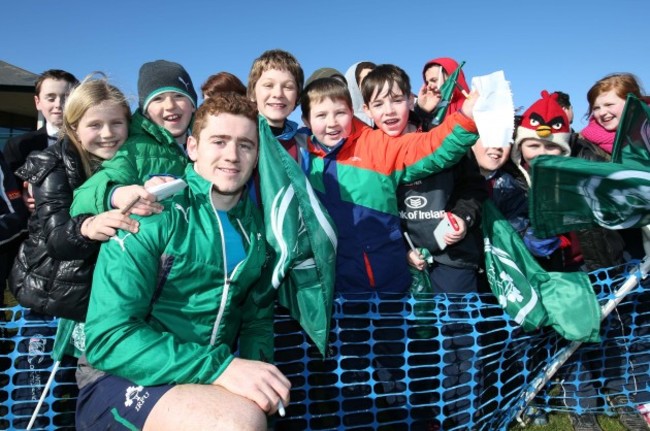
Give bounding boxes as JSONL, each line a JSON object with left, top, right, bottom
{"left": 510, "top": 412, "right": 627, "bottom": 431}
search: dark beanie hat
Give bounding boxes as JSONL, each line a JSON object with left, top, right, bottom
{"left": 138, "top": 60, "right": 198, "bottom": 111}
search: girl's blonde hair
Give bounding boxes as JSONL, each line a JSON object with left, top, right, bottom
{"left": 62, "top": 72, "right": 131, "bottom": 177}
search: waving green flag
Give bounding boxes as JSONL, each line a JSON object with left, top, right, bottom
{"left": 430, "top": 61, "right": 466, "bottom": 127}
{"left": 611, "top": 94, "right": 650, "bottom": 164}
{"left": 530, "top": 94, "right": 650, "bottom": 237}
{"left": 483, "top": 201, "right": 601, "bottom": 342}
{"left": 530, "top": 156, "right": 650, "bottom": 237}
{"left": 256, "top": 117, "right": 337, "bottom": 356}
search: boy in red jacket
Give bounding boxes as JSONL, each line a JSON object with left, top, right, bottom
{"left": 300, "top": 73, "right": 478, "bottom": 295}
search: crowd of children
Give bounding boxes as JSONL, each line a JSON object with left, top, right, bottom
{"left": 1, "top": 50, "right": 648, "bottom": 431}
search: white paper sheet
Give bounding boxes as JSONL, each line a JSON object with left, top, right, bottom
{"left": 471, "top": 71, "right": 515, "bottom": 148}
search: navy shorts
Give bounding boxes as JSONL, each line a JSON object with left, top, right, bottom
{"left": 76, "top": 374, "right": 174, "bottom": 430}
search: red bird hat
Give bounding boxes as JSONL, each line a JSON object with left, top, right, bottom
{"left": 511, "top": 90, "right": 571, "bottom": 185}
{"left": 514, "top": 90, "right": 571, "bottom": 152}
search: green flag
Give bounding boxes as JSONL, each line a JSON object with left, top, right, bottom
{"left": 530, "top": 155, "right": 650, "bottom": 237}
{"left": 611, "top": 94, "right": 650, "bottom": 164}
{"left": 530, "top": 95, "right": 650, "bottom": 237}
{"left": 257, "top": 117, "right": 337, "bottom": 356}
{"left": 483, "top": 201, "right": 601, "bottom": 342}
{"left": 431, "top": 61, "right": 465, "bottom": 127}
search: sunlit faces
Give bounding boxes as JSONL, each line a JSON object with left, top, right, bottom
{"left": 145, "top": 92, "right": 195, "bottom": 143}
{"left": 363, "top": 82, "right": 411, "bottom": 137}
{"left": 424, "top": 65, "right": 446, "bottom": 95}
{"left": 187, "top": 113, "right": 258, "bottom": 200}
{"left": 253, "top": 69, "right": 298, "bottom": 128}
{"left": 35, "top": 78, "right": 75, "bottom": 128}
{"left": 304, "top": 98, "right": 353, "bottom": 147}
{"left": 520, "top": 139, "right": 564, "bottom": 165}
{"left": 75, "top": 101, "right": 129, "bottom": 160}
{"left": 471, "top": 139, "right": 511, "bottom": 175}
{"left": 592, "top": 90, "right": 626, "bottom": 131}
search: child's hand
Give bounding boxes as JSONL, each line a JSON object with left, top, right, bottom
{"left": 443, "top": 213, "right": 467, "bottom": 245}
{"left": 23, "top": 181, "right": 35, "bottom": 212}
{"left": 111, "top": 185, "right": 163, "bottom": 216}
{"left": 523, "top": 228, "right": 560, "bottom": 257}
{"left": 461, "top": 90, "right": 480, "bottom": 120}
{"left": 407, "top": 249, "right": 427, "bottom": 271}
{"left": 81, "top": 209, "right": 139, "bottom": 241}
{"left": 417, "top": 84, "right": 442, "bottom": 113}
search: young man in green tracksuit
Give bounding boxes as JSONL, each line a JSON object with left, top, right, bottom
{"left": 75, "top": 93, "right": 291, "bottom": 430}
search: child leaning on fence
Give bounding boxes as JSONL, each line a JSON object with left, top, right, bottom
{"left": 358, "top": 63, "right": 488, "bottom": 430}
{"left": 9, "top": 73, "right": 138, "bottom": 325}
{"left": 299, "top": 73, "right": 479, "bottom": 295}
{"left": 6, "top": 75, "right": 138, "bottom": 430}
{"left": 507, "top": 91, "right": 579, "bottom": 272}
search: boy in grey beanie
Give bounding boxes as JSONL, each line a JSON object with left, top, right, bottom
{"left": 71, "top": 60, "right": 197, "bottom": 217}
{"left": 138, "top": 60, "right": 198, "bottom": 111}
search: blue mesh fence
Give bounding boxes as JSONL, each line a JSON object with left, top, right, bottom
{"left": 1, "top": 261, "right": 649, "bottom": 430}
{"left": 0, "top": 307, "right": 77, "bottom": 430}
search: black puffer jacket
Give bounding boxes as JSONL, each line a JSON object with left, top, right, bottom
{"left": 9, "top": 138, "right": 98, "bottom": 321}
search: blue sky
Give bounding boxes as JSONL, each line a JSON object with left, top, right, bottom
{"left": 3, "top": 0, "right": 648, "bottom": 129}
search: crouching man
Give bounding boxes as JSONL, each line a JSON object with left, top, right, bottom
{"left": 76, "top": 93, "right": 290, "bottom": 431}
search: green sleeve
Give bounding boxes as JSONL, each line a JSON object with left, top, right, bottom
{"left": 84, "top": 217, "right": 233, "bottom": 386}
{"left": 70, "top": 143, "right": 141, "bottom": 216}
{"left": 397, "top": 112, "right": 479, "bottom": 184}
{"left": 237, "top": 281, "right": 275, "bottom": 362}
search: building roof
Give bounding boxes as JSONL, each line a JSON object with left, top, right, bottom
{"left": 0, "top": 60, "right": 39, "bottom": 89}
{"left": 0, "top": 60, "right": 38, "bottom": 119}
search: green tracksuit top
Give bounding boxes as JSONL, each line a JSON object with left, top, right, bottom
{"left": 83, "top": 165, "right": 272, "bottom": 386}
{"left": 71, "top": 110, "right": 189, "bottom": 216}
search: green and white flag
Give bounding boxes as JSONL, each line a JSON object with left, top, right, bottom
{"left": 611, "top": 94, "right": 650, "bottom": 164}
{"left": 257, "top": 117, "right": 337, "bottom": 356}
{"left": 530, "top": 156, "right": 650, "bottom": 237}
{"left": 483, "top": 201, "right": 600, "bottom": 342}
{"left": 530, "top": 94, "right": 650, "bottom": 237}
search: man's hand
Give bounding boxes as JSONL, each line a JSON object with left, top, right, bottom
{"left": 213, "top": 357, "right": 291, "bottom": 415}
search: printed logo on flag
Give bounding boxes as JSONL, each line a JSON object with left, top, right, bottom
{"left": 484, "top": 238, "right": 541, "bottom": 327}
{"left": 579, "top": 170, "right": 650, "bottom": 229}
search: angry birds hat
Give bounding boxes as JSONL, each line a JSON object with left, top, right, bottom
{"left": 514, "top": 90, "right": 571, "bottom": 152}
{"left": 512, "top": 90, "right": 571, "bottom": 184}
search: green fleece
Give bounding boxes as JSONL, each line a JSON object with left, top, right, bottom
{"left": 84, "top": 165, "right": 273, "bottom": 386}
{"left": 71, "top": 110, "right": 189, "bottom": 216}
